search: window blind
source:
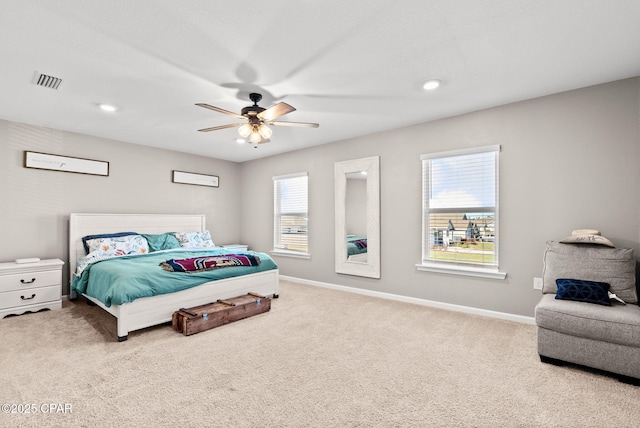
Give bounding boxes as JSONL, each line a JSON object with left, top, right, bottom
{"left": 421, "top": 145, "right": 500, "bottom": 267}
{"left": 273, "top": 172, "right": 308, "bottom": 254}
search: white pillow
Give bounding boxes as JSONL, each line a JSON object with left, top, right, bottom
{"left": 173, "top": 230, "right": 216, "bottom": 249}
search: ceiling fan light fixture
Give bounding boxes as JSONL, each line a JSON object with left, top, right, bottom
{"left": 238, "top": 123, "right": 252, "bottom": 138}
{"left": 258, "top": 124, "right": 272, "bottom": 139}
{"left": 249, "top": 130, "right": 262, "bottom": 144}
{"left": 422, "top": 79, "right": 441, "bottom": 90}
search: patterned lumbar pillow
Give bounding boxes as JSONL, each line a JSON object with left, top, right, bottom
{"left": 173, "top": 230, "right": 216, "bottom": 249}
{"left": 555, "top": 278, "right": 611, "bottom": 306}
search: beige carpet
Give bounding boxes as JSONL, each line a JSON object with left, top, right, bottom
{"left": 1, "top": 280, "right": 639, "bottom": 427}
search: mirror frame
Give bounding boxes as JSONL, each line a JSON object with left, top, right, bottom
{"left": 334, "top": 156, "right": 380, "bottom": 278}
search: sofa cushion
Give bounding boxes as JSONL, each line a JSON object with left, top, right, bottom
{"left": 535, "top": 294, "right": 640, "bottom": 348}
{"left": 542, "top": 241, "right": 637, "bottom": 303}
{"left": 555, "top": 278, "right": 611, "bottom": 306}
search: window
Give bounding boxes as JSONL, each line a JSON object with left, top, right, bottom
{"left": 418, "top": 145, "right": 505, "bottom": 279}
{"left": 272, "top": 172, "right": 309, "bottom": 257}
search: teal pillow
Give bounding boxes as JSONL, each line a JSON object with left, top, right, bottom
{"left": 142, "top": 233, "right": 181, "bottom": 252}
{"left": 555, "top": 278, "right": 611, "bottom": 306}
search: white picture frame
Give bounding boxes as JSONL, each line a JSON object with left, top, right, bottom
{"left": 172, "top": 170, "right": 219, "bottom": 187}
{"left": 24, "top": 151, "right": 109, "bottom": 176}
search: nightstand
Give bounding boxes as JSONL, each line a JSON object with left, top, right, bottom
{"left": 0, "top": 259, "right": 64, "bottom": 319}
{"left": 219, "top": 244, "right": 249, "bottom": 252}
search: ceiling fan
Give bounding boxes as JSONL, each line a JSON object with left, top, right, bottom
{"left": 196, "top": 93, "right": 319, "bottom": 145}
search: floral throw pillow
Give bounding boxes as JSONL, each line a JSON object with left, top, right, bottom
{"left": 173, "top": 230, "right": 216, "bottom": 249}
{"left": 85, "top": 234, "right": 150, "bottom": 257}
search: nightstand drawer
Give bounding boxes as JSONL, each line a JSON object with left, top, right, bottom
{"left": 0, "top": 285, "right": 61, "bottom": 310}
{"left": 0, "top": 270, "right": 61, "bottom": 293}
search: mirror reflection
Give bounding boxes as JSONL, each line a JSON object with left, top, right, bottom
{"left": 345, "top": 172, "right": 368, "bottom": 262}
{"left": 335, "top": 156, "right": 380, "bottom": 278}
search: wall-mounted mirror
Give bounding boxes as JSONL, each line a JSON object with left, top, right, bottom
{"left": 335, "top": 156, "right": 380, "bottom": 278}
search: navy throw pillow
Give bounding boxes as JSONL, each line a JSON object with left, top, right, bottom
{"left": 555, "top": 278, "right": 611, "bottom": 306}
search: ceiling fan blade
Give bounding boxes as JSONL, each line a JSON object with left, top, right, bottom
{"left": 197, "top": 123, "right": 243, "bottom": 132}
{"left": 269, "top": 121, "right": 319, "bottom": 128}
{"left": 196, "top": 103, "right": 245, "bottom": 120}
{"left": 258, "top": 102, "right": 296, "bottom": 121}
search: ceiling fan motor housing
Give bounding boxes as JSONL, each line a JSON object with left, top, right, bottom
{"left": 241, "top": 105, "right": 265, "bottom": 117}
{"left": 242, "top": 93, "right": 266, "bottom": 117}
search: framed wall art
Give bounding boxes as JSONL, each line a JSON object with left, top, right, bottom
{"left": 24, "top": 151, "right": 109, "bottom": 176}
{"left": 172, "top": 170, "right": 219, "bottom": 187}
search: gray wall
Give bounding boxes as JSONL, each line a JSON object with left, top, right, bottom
{"left": 1, "top": 78, "right": 638, "bottom": 317}
{"left": 0, "top": 121, "right": 242, "bottom": 292}
{"left": 240, "top": 78, "right": 640, "bottom": 317}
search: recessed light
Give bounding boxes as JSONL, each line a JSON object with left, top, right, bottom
{"left": 236, "top": 138, "right": 246, "bottom": 144}
{"left": 98, "top": 103, "right": 117, "bottom": 112}
{"left": 422, "top": 79, "right": 441, "bottom": 91}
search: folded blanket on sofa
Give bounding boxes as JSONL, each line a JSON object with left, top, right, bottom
{"left": 160, "top": 254, "right": 261, "bottom": 273}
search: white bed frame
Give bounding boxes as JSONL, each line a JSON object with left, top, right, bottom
{"left": 69, "top": 213, "right": 279, "bottom": 341}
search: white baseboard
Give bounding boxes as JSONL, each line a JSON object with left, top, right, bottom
{"left": 280, "top": 275, "right": 536, "bottom": 325}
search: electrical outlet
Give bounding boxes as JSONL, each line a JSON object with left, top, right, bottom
{"left": 533, "top": 277, "right": 543, "bottom": 290}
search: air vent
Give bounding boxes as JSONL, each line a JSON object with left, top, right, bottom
{"left": 32, "top": 71, "right": 63, "bottom": 90}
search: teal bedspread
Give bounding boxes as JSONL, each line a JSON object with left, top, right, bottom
{"left": 71, "top": 249, "right": 278, "bottom": 307}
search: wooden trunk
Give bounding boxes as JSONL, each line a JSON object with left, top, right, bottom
{"left": 172, "top": 292, "right": 271, "bottom": 336}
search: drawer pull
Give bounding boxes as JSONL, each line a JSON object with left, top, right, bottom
{"left": 21, "top": 294, "right": 36, "bottom": 300}
{"left": 20, "top": 278, "right": 36, "bottom": 284}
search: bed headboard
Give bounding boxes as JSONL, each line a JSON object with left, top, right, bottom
{"left": 69, "top": 213, "right": 206, "bottom": 284}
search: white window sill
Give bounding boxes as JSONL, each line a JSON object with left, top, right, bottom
{"left": 271, "top": 249, "right": 311, "bottom": 260}
{"left": 416, "top": 262, "right": 507, "bottom": 280}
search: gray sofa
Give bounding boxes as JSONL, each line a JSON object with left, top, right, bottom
{"left": 535, "top": 241, "right": 640, "bottom": 382}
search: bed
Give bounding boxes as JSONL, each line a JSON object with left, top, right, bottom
{"left": 69, "top": 213, "right": 279, "bottom": 341}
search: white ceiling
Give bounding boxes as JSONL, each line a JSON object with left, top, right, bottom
{"left": 1, "top": 1, "right": 639, "bottom": 163}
